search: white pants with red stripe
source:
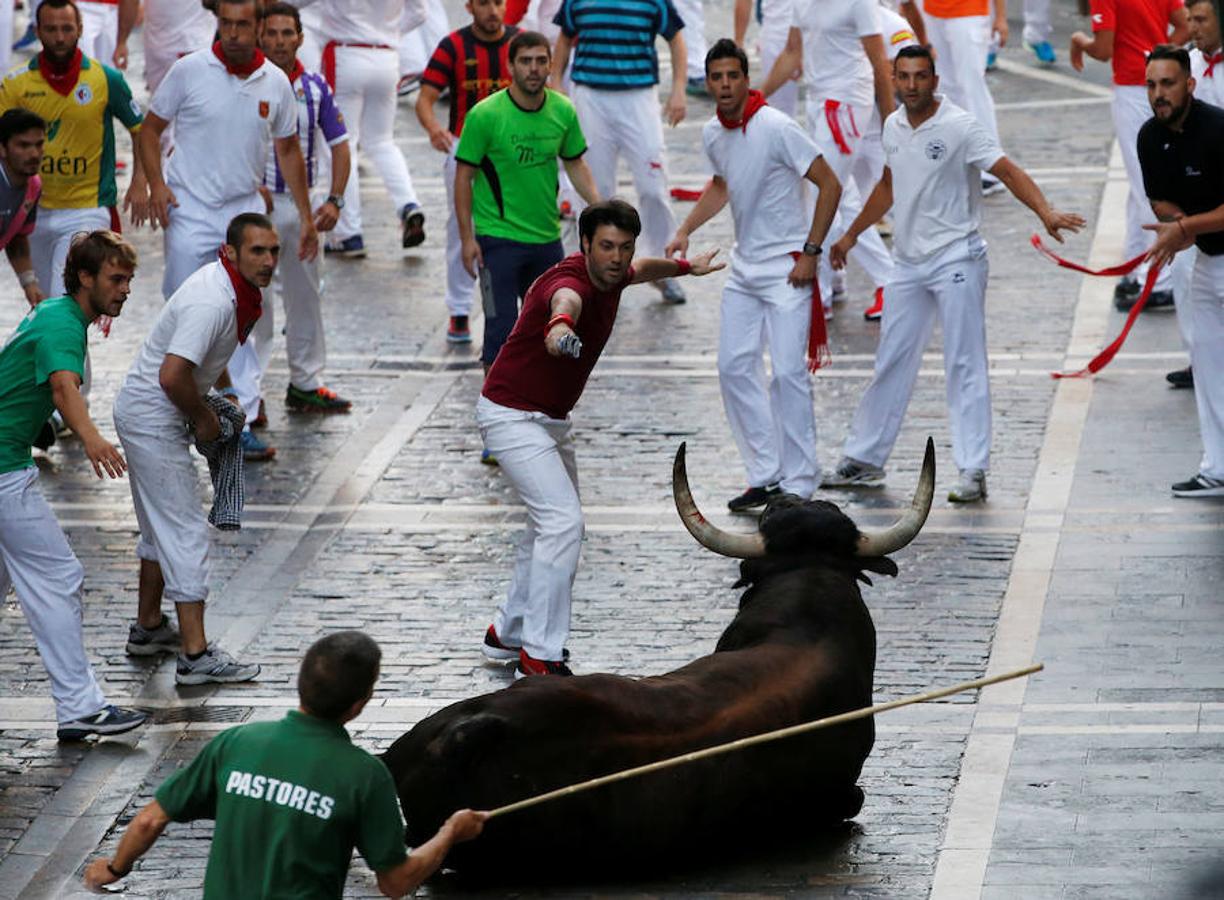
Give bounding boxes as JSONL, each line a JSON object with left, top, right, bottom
{"left": 1113, "top": 84, "right": 1173, "bottom": 291}
{"left": 719, "top": 267, "right": 819, "bottom": 497}
{"left": 331, "top": 46, "right": 420, "bottom": 241}
{"left": 0, "top": 467, "right": 108, "bottom": 725}
{"left": 925, "top": 13, "right": 1000, "bottom": 146}
{"left": 443, "top": 146, "right": 477, "bottom": 316}
{"left": 672, "top": 0, "right": 707, "bottom": 80}
{"left": 1188, "top": 252, "right": 1224, "bottom": 481}
{"left": 844, "top": 234, "right": 992, "bottom": 473}
{"left": 572, "top": 84, "right": 679, "bottom": 258}
{"left": 477, "top": 396, "right": 583, "bottom": 662}
{"left": 807, "top": 98, "right": 894, "bottom": 297}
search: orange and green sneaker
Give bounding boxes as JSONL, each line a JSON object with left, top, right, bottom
{"left": 285, "top": 385, "right": 352, "bottom": 413}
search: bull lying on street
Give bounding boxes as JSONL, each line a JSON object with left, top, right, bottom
{"left": 381, "top": 439, "right": 935, "bottom": 877}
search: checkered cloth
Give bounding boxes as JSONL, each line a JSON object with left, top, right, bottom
{"left": 193, "top": 394, "right": 247, "bottom": 531}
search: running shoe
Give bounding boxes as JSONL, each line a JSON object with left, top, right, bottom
{"left": 985, "top": 50, "right": 997, "bottom": 71}
{"left": 727, "top": 484, "right": 781, "bottom": 513}
{"left": 481, "top": 447, "right": 499, "bottom": 466}
{"left": 176, "top": 645, "right": 261, "bottom": 685}
{"left": 397, "top": 73, "right": 421, "bottom": 97}
{"left": 240, "top": 429, "right": 276, "bottom": 462}
{"left": 1026, "top": 40, "right": 1057, "bottom": 65}
{"left": 1145, "top": 290, "right": 1175, "bottom": 310}
{"left": 126, "top": 614, "right": 181, "bottom": 656}
{"left": 821, "top": 458, "right": 886, "bottom": 488}
{"left": 325, "top": 235, "right": 367, "bottom": 258}
{"left": 1172, "top": 474, "right": 1224, "bottom": 498}
{"left": 13, "top": 23, "right": 37, "bottom": 52}
{"left": 981, "top": 175, "right": 1006, "bottom": 196}
{"left": 515, "top": 650, "right": 573, "bottom": 679}
{"left": 401, "top": 203, "right": 426, "bottom": 249}
{"left": 1166, "top": 366, "right": 1193, "bottom": 389}
{"left": 33, "top": 420, "right": 56, "bottom": 451}
{"left": 685, "top": 76, "right": 707, "bottom": 97}
{"left": 864, "top": 286, "right": 884, "bottom": 321}
{"left": 483, "top": 625, "right": 570, "bottom": 662}
{"left": 948, "top": 469, "right": 988, "bottom": 503}
{"left": 447, "top": 315, "right": 472, "bottom": 344}
{"left": 659, "top": 278, "right": 687, "bottom": 305}
{"left": 286, "top": 384, "right": 352, "bottom": 413}
{"left": 57, "top": 705, "right": 147, "bottom": 742}
{"left": 1113, "top": 278, "right": 1141, "bottom": 310}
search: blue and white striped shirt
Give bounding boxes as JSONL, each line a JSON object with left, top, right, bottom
{"left": 264, "top": 68, "right": 348, "bottom": 194}
{"left": 554, "top": 0, "right": 684, "bottom": 90}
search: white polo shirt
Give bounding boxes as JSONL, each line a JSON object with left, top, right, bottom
{"left": 792, "top": 0, "right": 881, "bottom": 108}
{"left": 880, "top": 5, "right": 918, "bottom": 59}
{"left": 117, "top": 262, "right": 242, "bottom": 428}
{"left": 703, "top": 106, "right": 822, "bottom": 289}
{"left": 882, "top": 97, "right": 1004, "bottom": 263}
{"left": 151, "top": 49, "right": 297, "bottom": 206}
{"left": 295, "top": 0, "right": 405, "bottom": 46}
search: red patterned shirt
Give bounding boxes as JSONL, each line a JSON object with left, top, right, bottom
{"left": 421, "top": 25, "right": 519, "bottom": 136}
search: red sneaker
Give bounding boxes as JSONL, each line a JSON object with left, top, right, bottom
{"left": 515, "top": 650, "right": 573, "bottom": 679}
{"left": 864, "top": 286, "right": 884, "bottom": 321}
{"left": 481, "top": 625, "right": 518, "bottom": 661}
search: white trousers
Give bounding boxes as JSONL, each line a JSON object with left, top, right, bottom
{"left": 1188, "top": 252, "right": 1224, "bottom": 481}
{"left": 0, "top": 467, "right": 107, "bottom": 724}
{"left": 332, "top": 46, "right": 419, "bottom": 240}
{"left": 719, "top": 274, "right": 819, "bottom": 496}
{"left": 0, "top": 0, "right": 12, "bottom": 78}
{"left": 477, "top": 396, "right": 583, "bottom": 661}
{"left": 398, "top": 0, "right": 449, "bottom": 76}
{"left": 78, "top": 0, "right": 118, "bottom": 68}
{"left": 521, "top": 0, "right": 563, "bottom": 41}
{"left": 989, "top": 0, "right": 1053, "bottom": 51}
{"left": 572, "top": 84, "right": 678, "bottom": 257}
{"left": 759, "top": 24, "right": 797, "bottom": 118}
{"left": 844, "top": 235, "right": 992, "bottom": 473}
{"left": 1113, "top": 85, "right": 1173, "bottom": 290}
{"left": 30, "top": 205, "right": 112, "bottom": 298}
{"left": 1172, "top": 246, "right": 1196, "bottom": 351}
{"left": 671, "top": 0, "right": 706, "bottom": 80}
{"left": 807, "top": 98, "right": 893, "bottom": 294}
{"left": 113, "top": 411, "right": 211, "bottom": 604}
{"left": 925, "top": 14, "right": 1001, "bottom": 145}
{"left": 163, "top": 187, "right": 263, "bottom": 299}
{"left": 443, "top": 148, "right": 477, "bottom": 316}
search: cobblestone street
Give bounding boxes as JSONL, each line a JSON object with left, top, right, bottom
{"left": 2, "top": 2, "right": 1222, "bottom": 898}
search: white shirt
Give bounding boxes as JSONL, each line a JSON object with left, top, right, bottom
{"left": 759, "top": 0, "right": 795, "bottom": 47}
{"left": 792, "top": 0, "right": 881, "bottom": 108}
{"left": 703, "top": 106, "right": 821, "bottom": 287}
{"left": 295, "top": 0, "right": 406, "bottom": 46}
{"left": 880, "top": 5, "right": 917, "bottom": 60}
{"left": 117, "top": 262, "right": 241, "bottom": 427}
{"left": 141, "top": 0, "right": 215, "bottom": 57}
{"left": 151, "top": 49, "right": 298, "bottom": 206}
{"left": 1192, "top": 48, "right": 1224, "bottom": 108}
{"left": 882, "top": 96, "right": 1004, "bottom": 263}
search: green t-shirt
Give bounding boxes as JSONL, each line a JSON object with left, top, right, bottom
{"left": 0, "top": 296, "right": 88, "bottom": 474}
{"left": 454, "top": 88, "right": 587, "bottom": 244}
{"left": 155, "top": 711, "right": 408, "bottom": 900}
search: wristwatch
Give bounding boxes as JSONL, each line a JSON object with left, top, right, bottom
{"left": 325, "top": 194, "right": 345, "bottom": 209}
{"left": 802, "top": 242, "right": 823, "bottom": 256}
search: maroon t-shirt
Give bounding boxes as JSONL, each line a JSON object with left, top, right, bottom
{"left": 482, "top": 252, "right": 634, "bottom": 420}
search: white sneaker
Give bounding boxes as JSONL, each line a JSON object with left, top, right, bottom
{"left": 176, "top": 645, "right": 260, "bottom": 685}
{"left": 948, "top": 469, "right": 987, "bottom": 503}
{"left": 821, "top": 457, "right": 886, "bottom": 488}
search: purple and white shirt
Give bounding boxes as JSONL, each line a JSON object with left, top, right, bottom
{"left": 264, "top": 66, "right": 348, "bottom": 194}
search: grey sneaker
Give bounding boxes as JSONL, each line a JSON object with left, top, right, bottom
{"left": 948, "top": 468, "right": 987, "bottom": 503}
{"left": 659, "top": 278, "right": 686, "bottom": 304}
{"left": 57, "top": 705, "right": 147, "bottom": 741}
{"left": 176, "top": 645, "right": 260, "bottom": 685}
{"left": 821, "top": 457, "right": 886, "bottom": 488}
{"left": 126, "top": 614, "right": 181, "bottom": 656}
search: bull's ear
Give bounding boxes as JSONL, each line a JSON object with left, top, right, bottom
{"left": 429, "top": 713, "right": 509, "bottom": 764}
{"left": 856, "top": 557, "right": 899, "bottom": 581}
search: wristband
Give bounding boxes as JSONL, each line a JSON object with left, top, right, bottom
{"left": 545, "top": 313, "right": 576, "bottom": 336}
{"left": 18, "top": 270, "right": 38, "bottom": 288}
{"left": 107, "top": 860, "right": 132, "bottom": 878}
{"left": 674, "top": 258, "right": 692, "bottom": 276}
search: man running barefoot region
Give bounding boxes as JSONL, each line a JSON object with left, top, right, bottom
{"left": 0, "top": 230, "right": 146, "bottom": 741}
{"left": 824, "top": 46, "right": 1084, "bottom": 503}
{"left": 667, "top": 39, "right": 842, "bottom": 513}
{"left": 84, "top": 632, "right": 487, "bottom": 898}
{"left": 479, "top": 200, "right": 722, "bottom": 677}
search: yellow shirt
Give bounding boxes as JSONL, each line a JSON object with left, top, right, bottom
{"left": 0, "top": 55, "right": 143, "bottom": 209}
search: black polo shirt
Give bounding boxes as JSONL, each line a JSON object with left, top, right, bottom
{"left": 1137, "top": 98, "right": 1224, "bottom": 257}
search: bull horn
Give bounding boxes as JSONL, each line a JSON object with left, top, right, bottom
{"left": 672, "top": 442, "right": 767, "bottom": 559}
{"left": 856, "top": 437, "right": 936, "bottom": 557}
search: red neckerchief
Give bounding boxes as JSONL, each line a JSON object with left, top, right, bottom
{"left": 212, "top": 41, "right": 266, "bottom": 77}
{"left": 287, "top": 58, "right": 305, "bottom": 85}
{"left": 218, "top": 248, "right": 263, "bottom": 344}
{"left": 38, "top": 48, "right": 83, "bottom": 97}
{"left": 717, "top": 89, "right": 767, "bottom": 133}
{"left": 1205, "top": 51, "right": 1223, "bottom": 78}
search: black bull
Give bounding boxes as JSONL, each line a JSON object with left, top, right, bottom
{"left": 381, "top": 440, "right": 935, "bottom": 876}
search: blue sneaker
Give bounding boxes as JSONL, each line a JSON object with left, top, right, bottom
{"left": 481, "top": 447, "right": 498, "bottom": 466}
{"left": 240, "top": 429, "right": 276, "bottom": 462}
{"left": 985, "top": 51, "right": 997, "bottom": 71}
{"left": 13, "top": 23, "right": 37, "bottom": 52}
{"left": 1027, "top": 40, "right": 1056, "bottom": 65}
{"left": 57, "top": 705, "right": 147, "bottom": 741}
{"left": 325, "top": 235, "right": 366, "bottom": 258}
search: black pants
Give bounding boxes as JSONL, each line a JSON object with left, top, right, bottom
{"left": 478, "top": 235, "right": 564, "bottom": 367}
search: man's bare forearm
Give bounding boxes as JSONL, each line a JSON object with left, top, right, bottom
{"left": 676, "top": 179, "right": 729, "bottom": 239}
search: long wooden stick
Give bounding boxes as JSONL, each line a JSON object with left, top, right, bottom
{"left": 487, "top": 662, "right": 1043, "bottom": 819}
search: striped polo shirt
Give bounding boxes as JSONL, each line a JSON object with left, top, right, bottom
{"left": 265, "top": 66, "right": 348, "bottom": 194}
{"left": 554, "top": 0, "right": 684, "bottom": 90}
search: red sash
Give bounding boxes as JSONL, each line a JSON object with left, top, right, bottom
{"left": 789, "top": 252, "right": 830, "bottom": 372}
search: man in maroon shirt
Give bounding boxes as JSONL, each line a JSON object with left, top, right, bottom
{"left": 477, "top": 199, "right": 722, "bottom": 678}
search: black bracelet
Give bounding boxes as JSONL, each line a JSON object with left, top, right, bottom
{"left": 107, "top": 861, "right": 132, "bottom": 878}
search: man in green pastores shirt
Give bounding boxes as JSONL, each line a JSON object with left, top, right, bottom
{"left": 84, "top": 632, "right": 488, "bottom": 898}
{"left": 0, "top": 228, "right": 146, "bottom": 741}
